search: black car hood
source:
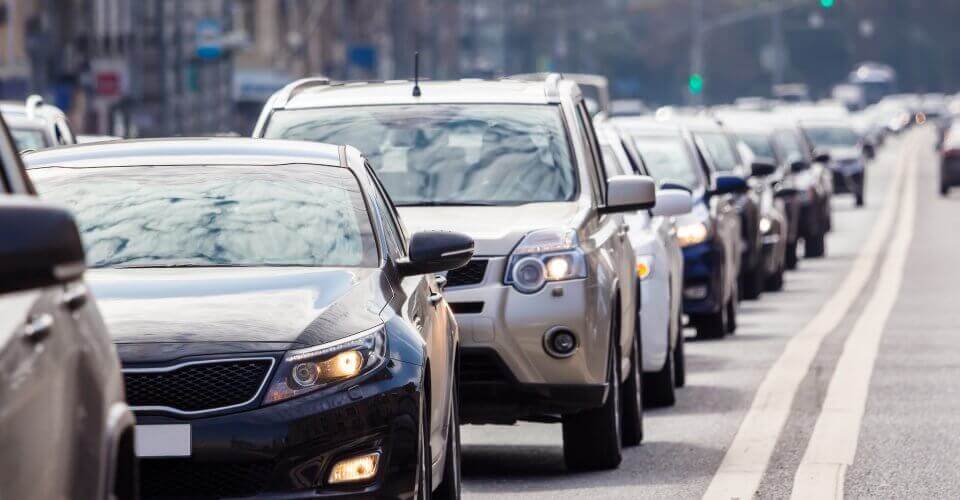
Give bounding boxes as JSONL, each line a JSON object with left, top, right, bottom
{"left": 88, "top": 267, "right": 389, "bottom": 352}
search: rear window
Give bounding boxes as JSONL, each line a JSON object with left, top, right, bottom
{"left": 631, "top": 134, "right": 703, "bottom": 190}
{"left": 695, "top": 132, "right": 740, "bottom": 172}
{"left": 739, "top": 133, "right": 777, "bottom": 160}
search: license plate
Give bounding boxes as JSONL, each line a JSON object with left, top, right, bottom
{"left": 135, "top": 425, "right": 191, "bottom": 457}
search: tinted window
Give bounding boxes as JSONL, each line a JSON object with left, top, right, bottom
{"left": 631, "top": 134, "right": 703, "bottom": 189}
{"left": 739, "top": 133, "right": 777, "bottom": 159}
{"left": 265, "top": 104, "right": 577, "bottom": 206}
{"left": 774, "top": 130, "right": 806, "bottom": 163}
{"left": 805, "top": 126, "right": 860, "bottom": 148}
{"left": 31, "top": 164, "right": 378, "bottom": 268}
{"left": 696, "top": 132, "right": 740, "bottom": 171}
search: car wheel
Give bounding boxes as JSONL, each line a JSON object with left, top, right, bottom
{"left": 416, "top": 395, "right": 432, "bottom": 500}
{"left": 741, "top": 262, "right": 764, "bottom": 300}
{"left": 693, "top": 304, "right": 726, "bottom": 340}
{"left": 804, "top": 233, "right": 826, "bottom": 258}
{"left": 562, "top": 324, "right": 623, "bottom": 471}
{"left": 765, "top": 264, "right": 785, "bottom": 292}
{"left": 620, "top": 329, "right": 644, "bottom": 446}
{"left": 673, "top": 315, "right": 686, "bottom": 388}
{"left": 433, "top": 376, "right": 461, "bottom": 500}
{"left": 855, "top": 192, "right": 865, "bottom": 207}
{"left": 785, "top": 240, "right": 799, "bottom": 270}
{"left": 642, "top": 340, "right": 676, "bottom": 408}
{"left": 725, "top": 295, "right": 738, "bottom": 334}
{"left": 941, "top": 183, "right": 950, "bottom": 196}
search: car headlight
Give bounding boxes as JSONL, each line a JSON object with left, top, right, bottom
{"left": 636, "top": 255, "right": 654, "bottom": 281}
{"left": 263, "top": 326, "right": 386, "bottom": 405}
{"left": 676, "top": 222, "right": 709, "bottom": 247}
{"left": 759, "top": 217, "right": 772, "bottom": 234}
{"left": 505, "top": 229, "right": 587, "bottom": 293}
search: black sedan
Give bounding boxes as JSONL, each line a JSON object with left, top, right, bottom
{"left": 26, "top": 138, "right": 473, "bottom": 499}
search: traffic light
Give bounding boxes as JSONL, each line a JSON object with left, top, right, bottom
{"left": 820, "top": 0, "right": 835, "bottom": 8}
{"left": 688, "top": 74, "right": 704, "bottom": 95}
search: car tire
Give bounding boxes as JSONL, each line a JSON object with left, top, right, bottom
{"left": 941, "top": 183, "right": 949, "bottom": 196}
{"left": 855, "top": 192, "right": 865, "bottom": 207}
{"left": 433, "top": 376, "right": 461, "bottom": 500}
{"left": 765, "top": 263, "right": 785, "bottom": 292}
{"left": 673, "top": 315, "right": 686, "bottom": 388}
{"left": 693, "top": 304, "right": 726, "bottom": 340}
{"left": 741, "top": 263, "right": 764, "bottom": 300}
{"left": 785, "top": 240, "right": 799, "bottom": 270}
{"left": 642, "top": 341, "right": 676, "bottom": 409}
{"left": 804, "top": 233, "right": 826, "bottom": 258}
{"left": 725, "top": 295, "right": 738, "bottom": 334}
{"left": 620, "top": 330, "right": 644, "bottom": 446}
{"left": 416, "top": 394, "right": 432, "bottom": 500}
{"left": 562, "top": 327, "right": 623, "bottom": 471}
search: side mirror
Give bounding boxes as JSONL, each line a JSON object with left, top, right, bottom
{"left": 750, "top": 160, "right": 777, "bottom": 177}
{"left": 398, "top": 231, "right": 475, "bottom": 277}
{"left": 601, "top": 175, "right": 657, "bottom": 214}
{"left": 790, "top": 160, "right": 811, "bottom": 173}
{"left": 651, "top": 189, "right": 693, "bottom": 217}
{"left": 714, "top": 174, "right": 749, "bottom": 195}
{"left": 774, "top": 187, "right": 801, "bottom": 199}
{"left": 862, "top": 143, "right": 875, "bottom": 159}
{"left": 813, "top": 151, "right": 831, "bottom": 164}
{"left": 0, "top": 197, "right": 86, "bottom": 294}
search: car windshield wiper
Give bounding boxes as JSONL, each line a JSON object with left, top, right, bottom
{"left": 395, "top": 201, "right": 503, "bottom": 207}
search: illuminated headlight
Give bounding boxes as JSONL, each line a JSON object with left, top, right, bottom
{"left": 636, "top": 255, "right": 654, "bottom": 281}
{"left": 329, "top": 452, "right": 380, "bottom": 484}
{"left": 676, "top": 222, "right": 709, "bottom": 247}
{"left": 759, "top": 217, "right": 772, "bottom": 234}
{"left": 263, "top": 327, "right": 386, "bottom": 404}
{"left": 505, "top": 229, "right": 587, "bottom": 293}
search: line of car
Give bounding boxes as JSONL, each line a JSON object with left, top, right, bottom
{"left": 1, "top": 74, "right": 932, "bottom": 499}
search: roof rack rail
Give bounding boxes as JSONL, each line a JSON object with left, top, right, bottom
{"left": 25, "top": 94, "right": 44, "bottom": 120}
{"left": 273, "top": 76, "right": 331, "bottom": 108}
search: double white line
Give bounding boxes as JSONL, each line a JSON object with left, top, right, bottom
{"left": 703, "top": 134, "right": 920, "bottom": 500}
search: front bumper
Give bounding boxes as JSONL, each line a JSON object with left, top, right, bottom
{"left": 134, "top": 358, "right": 423, "bottom": 499}
{"left": 681, "top": 240, "right": 724, "bottom": 315}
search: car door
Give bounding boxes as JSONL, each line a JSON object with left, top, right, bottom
{"left": 366, "top": 168, "right": 452, "bottom": 464}
{"left": 691, "top": 137, "right": 740, "bottom": 301}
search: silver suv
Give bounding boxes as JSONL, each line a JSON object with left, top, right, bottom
{"left": 255, "top": 74, "right": 657, "bottom": 470}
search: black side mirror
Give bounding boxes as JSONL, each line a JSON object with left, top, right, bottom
{"left": 398, "top": 231, "right": 475, "bottom": 277}
{"left": 790, "top": 160, "right": 811, "bottom": 173}
{"left": 714, "top": 174, "right": 749, "bottom": 195}
{"left": 813, "top": 151, "right": 831, "bottom": 164}
{"left": 862, "top": 143, "right": 875, "bottom": 159}
{"left": 660, "top": 181, "right": 693, "bottom": 194}
{"left": 774, "top": 187, "right": 801, "bottom": 199}
{"left": 750, "top": 160, "right": 777, "bottom": 177}
{"left": 0, "top": 197, "right": 86, "bottom": 294}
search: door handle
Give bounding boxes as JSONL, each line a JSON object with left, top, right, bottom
{"left": 61, "top": 284, "right": 88, "bottom": 311}
{"left": 23, "top": 314, "right": 53, "bottom": 342}
{"left": 428, "top": 292, "right": 443, "bottom": 306}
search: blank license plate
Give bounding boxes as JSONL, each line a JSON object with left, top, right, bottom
{"left": 135, "top": 424, "right": 191, "bottom": 457}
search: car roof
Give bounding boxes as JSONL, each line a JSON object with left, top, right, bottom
{"left": 23, "top": 137, "right": 345, "bottom": 169}
{"left": 278, "top": 79, "right": 561, "bottom": 109}
{"left": 609, "top": 116, "right": 687, "bottom": 136}
{"left": 797, "top": 118, "right": 857, "bottom": 129}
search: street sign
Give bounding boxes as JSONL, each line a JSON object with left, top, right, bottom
{"left": 196, "top": 18, "right": 222, "bottom": 60}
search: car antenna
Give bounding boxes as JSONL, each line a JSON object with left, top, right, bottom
{"left": 412, "top": 52, "right": 421, "bottom": 97}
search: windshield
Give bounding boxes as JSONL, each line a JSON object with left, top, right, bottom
{"left": 696, "top": 132, "right": 740, "bottom": 171}
{"left": 31, "top": 164, "right": 378, "bottom": 268}
{"left": 264, "top": 104, "right": 577, "bottom": 206}
{"left": 739, "top": 133, "right": 777, "bottom": 160}
{"left": 631, "top": 134, "right": 702, "bottom": 190}
{"left": 806, "top": 127, "right": 861, "bottom": 148}
{"left": 10, "top": 127, "right": 50, "bottom": 151}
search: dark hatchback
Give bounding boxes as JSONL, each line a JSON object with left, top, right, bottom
{"left": 26, "top": 138, "right": 474, "bottom": 499}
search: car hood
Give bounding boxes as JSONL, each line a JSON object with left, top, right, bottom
{"left": 397, "top": 202, "right": 585, "bottom": 256}
{"left": 87, "top": 267, "right": 387, "bottom": 349}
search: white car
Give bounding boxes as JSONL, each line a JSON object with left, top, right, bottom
{"left": 596, "top": 121, "right": 691, "bottom": 407}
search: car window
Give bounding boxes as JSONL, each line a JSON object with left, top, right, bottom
{"left": 805, "top": 126, "right": 861, "bottom": 148}
{"left": 10, "top": 127, "right": 51, "bottom": 151}
{"left": 739, "top": 133, "right": 777, "bottom": 160}
{"left": 31, "top": 164, "right": 379, "bottom": 268}
{"left": 600, "top": 145, "right": 627, "bottom": 176}
{"left": 265, "top": 104, "right": 578, "bottom": 206}
{"left": 574, "top": 101, "right": 607, "bottom": 200}
{"left": 366, "top": 165, "right": 406, "bottom": 258}
{"left": 631, "top": 134, "right": 703, "bottom": 190}
{"left": 695, "top": 132, "right": 740, "bottom": 172}
{"left": 774, "top": 130, "right": 806, "bottom": 163}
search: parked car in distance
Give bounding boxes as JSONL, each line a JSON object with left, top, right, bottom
{"left": 256, "top": 75, "right": 655, "bottom": 470}
{"left": 801, "top": 119, "right": 868, "bottom": 207}
{"left": 939, "top": 122, "right": 960, "bottom": 196}
{"left": 1, "top": 119, "right": 136, "bottom": 500}
{"left": 1, "top": 95, "right": 76, "bottom": 151}
{"left": 26, "top": 138, "right": 473, "bottom": 499}
{"left": 597, "top": 120, "right": 692, "bottom": 407}
{"left": 613, "top": 117, "right": 744, "bottom": 339}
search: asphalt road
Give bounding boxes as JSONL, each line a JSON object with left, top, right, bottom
{"left": 461, "top": 127, "right": 940, "bottom": 499}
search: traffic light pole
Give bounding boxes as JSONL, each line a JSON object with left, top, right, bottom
{"left": 689, "top": 0, "right": 704, "bottom": 106}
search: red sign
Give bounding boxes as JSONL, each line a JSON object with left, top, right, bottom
{"left": 96, "top": 72, "right": 120, "bottom": 97}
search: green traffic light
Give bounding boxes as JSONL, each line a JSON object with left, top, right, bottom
{"left": 689, "top": 74, "right": 704, "bottom": 95}
{"left": 820, "top": 0, "right": 835, "bottom": 8}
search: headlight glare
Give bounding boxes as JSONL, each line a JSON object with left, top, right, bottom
{"left": 636, "top": 255, "right": 654, "bottom": 280}
{"left": 506, "top": 230, "right": 587, "bottom": 293}
{"left": 759, "top": 217, "right": 772, "bottom": 234}
{"left": 677, "top": 222, "right": 709, "bottom": 247}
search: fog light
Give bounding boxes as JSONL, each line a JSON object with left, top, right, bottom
{"left": 329, "top": 452, "right": 380, "bottom": 484}
{"left": 544, "top": 328, "right": 577, "bottom": 358}
{"left": 683, "top": 285, "right": 709, "bottom": 300}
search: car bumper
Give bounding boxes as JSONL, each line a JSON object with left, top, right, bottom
{"left": 640, "top": 274, "right": 671, "bottom": 373}
{"left": 134, "top": 359, "right": 423, "bottom": 499}
{"left": 681, "top": 240, "right": 724, "bottom": 315}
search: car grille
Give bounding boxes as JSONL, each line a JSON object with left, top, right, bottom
{"left": 124, "top": 358, "right": 273, "bottom": 413}
{"left": 140, "top": 459, "right": 274, "bottom": 499}
{"left": 445, "top": 259, "right": 488, "bottom": 287}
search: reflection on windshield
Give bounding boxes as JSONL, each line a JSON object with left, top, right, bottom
{"left": 632, "top": 135, "right": 702, "bottom": 190}
{"left": 697, "top": 132, "right": 739, "bottom": 171}
{"left": 264, "top": 104, "right": 577, "bottom": 205}
{"left": 10, "top": 127, "right": 50, "bottom": 151}
{"left": 739, "top": 134, "right": 777, "bottom": 159}
{"left": 31, "top": 164, "right": 378, "bottom": 268}
{"left": 806, "top": 127, "right": 861, "bottom": 148}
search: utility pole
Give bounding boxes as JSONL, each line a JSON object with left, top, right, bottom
{"left": 689, "top": 0, "right": 704, "bottom": 105}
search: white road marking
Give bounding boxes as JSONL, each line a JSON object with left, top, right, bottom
{"left": 789, "top": 135, "right": 919, "bottom": 499}
{"left": 702, "top": 136, "right": 915, "bottom": 500}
